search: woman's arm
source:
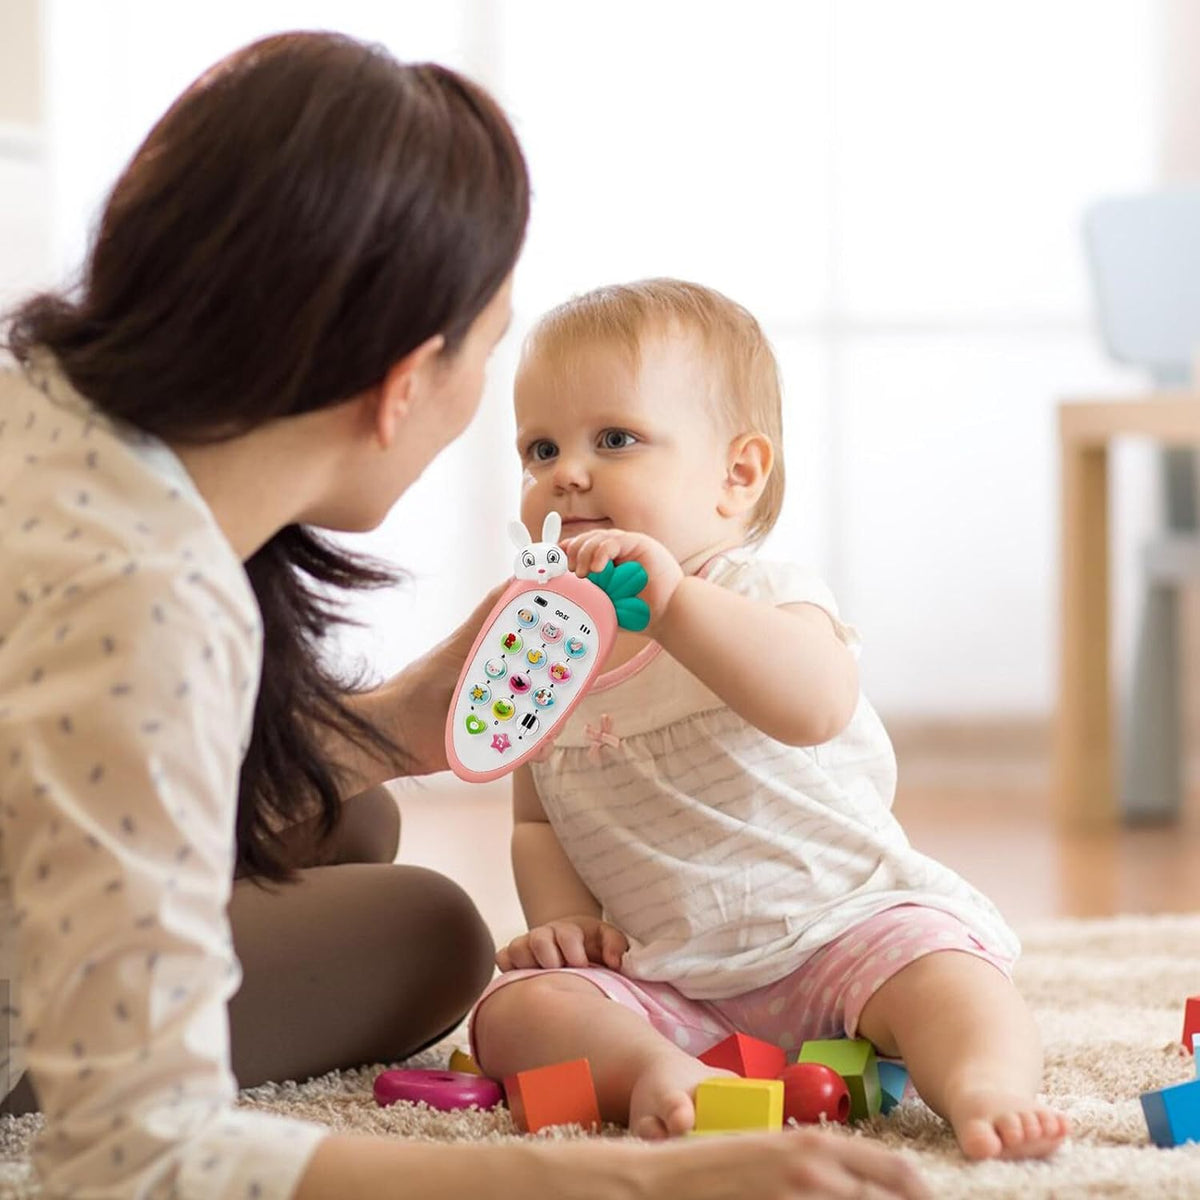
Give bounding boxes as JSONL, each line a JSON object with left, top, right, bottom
{"left": 293, "top": 1125, "right": 930, "bottom": 1200}
{"left": 0, "top": 555, "right": 326, "bottom": 1198}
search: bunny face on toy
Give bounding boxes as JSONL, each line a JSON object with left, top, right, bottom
{"left": 508, "top": 512, "right": 567, "bottom": 581}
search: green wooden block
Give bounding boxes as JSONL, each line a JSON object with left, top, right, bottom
{"left": 796, "top": 1038, "right": 881, "bottom": 1121}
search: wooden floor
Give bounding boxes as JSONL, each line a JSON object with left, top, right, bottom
{"left": 393, "top": 738, "right": 1200, "bottom": 947}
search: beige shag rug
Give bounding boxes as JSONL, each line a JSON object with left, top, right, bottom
{"left": 3, "top": 914, "right": 1200, "bottom": 1198}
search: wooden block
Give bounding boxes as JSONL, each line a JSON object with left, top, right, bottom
{"left": 1141, "top": 1077, "right": 1200, "bottom": 1147}
{"left": 694, "top": 1077, "right": 784, "bottom": 1133}
{"left": 877, "top": 1060, "right": 909, "bottom": 1115}
{"left": 448, "top": 1047, "right": 482, "bottom": 1076}
{"left": 796, "top": 1038, "right": 881, "bottom": 1121}
{"left": 502, "top": 1058, "right": 601, "bottom": 1134}
{"left": 698, "top": 1032, "right": 787, "bottom": 1079}
{"left": 1182, "top": 996, "right": 1200, "bottom": 1053}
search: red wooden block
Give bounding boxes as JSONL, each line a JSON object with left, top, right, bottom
{"left": 698, "top": 1032, "right": 787, "bottom": 1079}
{"left": 502, "top": 1058, "right": 601, "bottom": 1133}
{"left": 1183, "top": 996, "right": 1200, "bottom": 1054}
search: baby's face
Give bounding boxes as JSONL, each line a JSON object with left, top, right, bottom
{"left": 514, "top": 331, "right": 735, "bottom": 566}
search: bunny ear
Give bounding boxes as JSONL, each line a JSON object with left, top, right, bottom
{"left": 508, "top": 520, "right": 532, "bottom": 548}
{"left": 542, "top": 512, "right": 562, "bottom": 545}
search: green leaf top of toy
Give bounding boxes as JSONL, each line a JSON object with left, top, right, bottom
{"left": 587, "top": 560, "right": 651, "bottom": 632}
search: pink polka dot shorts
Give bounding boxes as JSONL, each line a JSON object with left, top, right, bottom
{"left": 470, "top": 903, "right": 1013, "bottom": 1061}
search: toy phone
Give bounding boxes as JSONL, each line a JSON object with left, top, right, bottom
{"left": 444, "top": 512, "right": 649, "bottom": 783}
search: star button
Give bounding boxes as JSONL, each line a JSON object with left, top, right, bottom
{"left": 491, "top": 733, "right": 511, "bottom": 753}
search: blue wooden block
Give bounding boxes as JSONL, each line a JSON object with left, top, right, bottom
{"left": 1141, "top": 1077, "right": 1200, "bottom": 1147}
{"left": 877, "top": 1060, "right": 909, "bottom": 1115}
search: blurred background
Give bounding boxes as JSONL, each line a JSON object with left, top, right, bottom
{"left": 4, "top": 0, "right": 1200, "bottom": 938}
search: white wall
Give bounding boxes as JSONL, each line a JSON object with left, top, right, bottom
{"left": 0, "top": 0, "right": 1171, "bottom": 720}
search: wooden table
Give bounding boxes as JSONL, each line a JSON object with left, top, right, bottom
{"left": 1058, "top": 393, "right": 1200, "bottom": 827}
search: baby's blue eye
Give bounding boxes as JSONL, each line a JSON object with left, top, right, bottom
{"left": 600, "top": 430, "right": 636, "bottom": 450}
{"left": 530, "top": 440, "right": 557, "bottom": 462}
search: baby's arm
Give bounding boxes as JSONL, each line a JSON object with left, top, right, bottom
{"left": 566, "top": 529, "right": 857, "bottom": 747}
{"left": 659, "top": 580, "right": 859, "bottom": 746}
{"left": 499, "top": 765, "right": 628, "bottom": 971}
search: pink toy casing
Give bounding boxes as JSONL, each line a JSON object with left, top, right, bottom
{"left": 444, "top": 571, "right": 616, "bottom": 783}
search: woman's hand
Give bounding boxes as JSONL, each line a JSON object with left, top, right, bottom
{"left": 496, "top": 916, "right": 629, "bottom": 972}
{"left": 381, "top": 580, "right": 509, "bottom": 777}
{"left": 561, "top": 528, "right": 684, "bottom": 637}
{"left": 628, "top": 1129, "right": 930, "bottom": 1199}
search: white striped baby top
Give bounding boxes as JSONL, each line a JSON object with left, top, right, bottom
{"left": 0, "top": 357, "right": 326, "bottom": 1198}
{"left": 530, "top": 550, "right": 1020, "bottom": 1000}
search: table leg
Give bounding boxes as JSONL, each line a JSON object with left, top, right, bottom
{"left": 1056, "top": 435, "right": 1115, "bottom": 827}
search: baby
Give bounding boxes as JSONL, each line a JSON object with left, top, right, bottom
{"left": 469, "top": 279, "right": 1068, "bottom": 1160}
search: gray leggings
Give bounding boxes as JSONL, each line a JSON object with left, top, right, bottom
{"left": 1, "top": 787, "right": 495, "bottom": 1113}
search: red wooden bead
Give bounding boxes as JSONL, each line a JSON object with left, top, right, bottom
{"left": 777, "top": 1062, "right": 851, "bottom": 1125}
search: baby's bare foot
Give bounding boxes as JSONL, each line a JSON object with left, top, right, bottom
{"left": 628, "top": 1053, "right": 736, "bottom": 1140}
{"left": 946, "top": 1086, "right": 1069, "bottom": 1160}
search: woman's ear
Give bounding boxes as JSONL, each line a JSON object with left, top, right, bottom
{"left": 718, "top": 432, "right": 773, "bottom": 519}
{"left": 373, "top": 334, "right": 446, "bottom": 448}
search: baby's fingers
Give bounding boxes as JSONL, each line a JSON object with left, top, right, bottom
{"left": 552, "top": 923, "right": 590, "bottom": 968}
{"left": 497, "top": 938, "right": 539, "bottom": 972}
{"left": 597, "top": 924, "right": 629, "bottom": 969}
{"left": 527, "top": 926, "right": 568, "bottom": 969}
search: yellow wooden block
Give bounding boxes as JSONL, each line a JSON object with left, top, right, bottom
{"left": 694, "top": 1077, "right": 784, "bottom": 1133}
{"left": 448, "top": 1047, "right": 482, "bottom": 1076}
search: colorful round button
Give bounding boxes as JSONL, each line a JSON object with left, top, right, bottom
{"left": 500, "top": 631, "right": 523, "bottom": 653}
{"left": 492, "top": 698, "right": 516, "bottom": 721}
{"left": 484, "top": 658, "right": 507, "bottom": 679}
{"left": 524, "top": 647, "right": 547, "bottom": 669}
{"left": 468, "top": 683, "right": 491, "bottom": 704}
{"left": 464, "top": 713, "right": 487, "bottom": 735}
{"left": 564, "top": 637, "right": 588, "bottom": 659}
{"left": 532, "top": 687, "right": 556, "bottom": 709}
{"left": 548, "top": 662, "right": 571, "bottom": 683}
{"left": 508, "top": 672, "right": 531, "bottom": 694}
{"left": 540, "top": 622, "right": 564, "bottom": 643}
{"left": 516, "top": 607, "right": 538, "bottom": 627}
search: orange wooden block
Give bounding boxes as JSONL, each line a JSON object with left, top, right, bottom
{"left": 698, "top": 1032, "right": 787, "bottom": 1079}
{"left": 503, "top": 1058, "right": 601, "bottom": 1133}
{"left": 1183, "top": 996, "right": 1200, "bottom": 1054}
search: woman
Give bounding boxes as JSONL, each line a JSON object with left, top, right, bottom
{"left": 0, "top": 31, "right": 927, "bottom": 1200}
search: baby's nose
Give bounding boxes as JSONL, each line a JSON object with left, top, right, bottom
{"left": 552, "top": 456, "right": 590, "bottom": 490}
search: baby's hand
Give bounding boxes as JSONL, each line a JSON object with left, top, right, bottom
{"left": 495, "top": 916, "right": 629, "bottom": 972}
{"left": 561, "top": 528, "right": 684, "bottom": 632}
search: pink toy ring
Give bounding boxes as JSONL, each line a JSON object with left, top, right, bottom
{"left": 373, "top": 1068, "right": 503, "bottom": 1112}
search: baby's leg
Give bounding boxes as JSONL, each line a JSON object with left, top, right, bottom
{"left": 472, "top": 971, "right": 733, "bottom": 1138}
{"left": 856, "top": 950, "right": 1068, "bottom": 1160}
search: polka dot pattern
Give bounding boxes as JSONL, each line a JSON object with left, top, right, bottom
{"left": 0, "top": 361, "right": 323, "bottom": 1194}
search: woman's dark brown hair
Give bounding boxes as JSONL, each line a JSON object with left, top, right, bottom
{"left": 5, "top": 32, "right": 530, "bottom": 880}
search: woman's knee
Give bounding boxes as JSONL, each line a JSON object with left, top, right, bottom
{"left": 334, "top": 784, "right": 401, "bottom": 864}
{"left": 376, "top": 865, "right": 495, "bottom": 1009}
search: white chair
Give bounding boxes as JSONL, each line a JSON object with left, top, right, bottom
{"left": 1083, "top": 187, "right": 1200, "bottom": 821}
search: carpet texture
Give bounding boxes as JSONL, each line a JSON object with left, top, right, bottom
{"left": 3, "top": 914, "right": 1200, "bottom": 1198}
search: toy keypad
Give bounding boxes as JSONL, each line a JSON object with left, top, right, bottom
{"left": 449, "top": 584, "right": 603, "bottom": 778}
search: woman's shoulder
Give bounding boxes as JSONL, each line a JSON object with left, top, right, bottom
{"left": 1, "top": 362, "right": 261, "bottom": 683}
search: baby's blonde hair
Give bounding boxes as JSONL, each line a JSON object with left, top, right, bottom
{"left": 521, "top": 278, "right": 785, "bottom": 545}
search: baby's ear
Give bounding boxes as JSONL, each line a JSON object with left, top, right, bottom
{"left": 508, "top": 520, "right": 531, "bottom": 548}
{"left": 719, "top": 433, "right": 774, "bottom": 518}
{"left": 541, "top": 511, "right": 562, "bottom": 545}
